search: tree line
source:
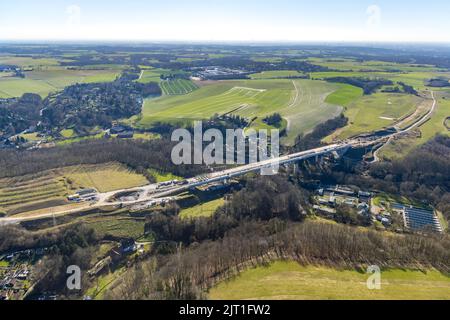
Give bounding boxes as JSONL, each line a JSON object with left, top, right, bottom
{"left": 0, "top": 138, "right": 206, "bottom": 180}
{"left": 324, "top": 77, "right": 393, "bottom": 95}
{"left": 292, "top": 114, "right": 348, "bottom": 152}
{"left": 105, "top": 218, "right": 450, "bottom": 300}
{"left": 145, "top": 175, "right": 308, "bottom": 247}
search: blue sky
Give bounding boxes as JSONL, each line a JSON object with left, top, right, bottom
{"left": 1, "top": 0, "right": 450, "bottom": 42}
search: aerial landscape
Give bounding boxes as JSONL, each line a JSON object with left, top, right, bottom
{"left": 0, "top": 0, "right": 449, "bottom": 307}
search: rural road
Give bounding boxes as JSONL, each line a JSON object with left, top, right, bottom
{"left": 285, "top": 80, "right": 301, "bottom": 133}
{"left": 372, "top": 90, "right": 436, "bottom": 162}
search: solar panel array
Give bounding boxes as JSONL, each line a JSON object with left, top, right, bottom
{"left": 397, "top": 205, "right": 443, "bottom": 233}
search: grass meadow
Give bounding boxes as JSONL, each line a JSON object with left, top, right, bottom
{"left": 138, "top": 79, "right": 353, "bottom": 145}
{"left": 160, "top": 79, "right": 198, "bottom": 95}
{"left": 209, "top": 261, "right": 450, "bottom": 300}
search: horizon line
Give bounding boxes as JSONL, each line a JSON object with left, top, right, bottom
{"left": 1, "top": 39, "right": 450, "bottom": 46}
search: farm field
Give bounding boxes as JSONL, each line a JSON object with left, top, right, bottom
{"left": 209, "top": 261, "right": 450, "bottom": 300}
{"left": 250, "top": 70, "right": 304, "bottom": 79}
{"left": 179, "top": 198, "right": 225, "bottom": 219}
{"left": 86, "top": 217, "right": 146, "bottom": 239}
{"left": 0, "top": 68, "right": 120, "bottom": 98}
{"left": 311, "top": 70, "right": 450, "bottom": 92}
{"left": 55, "top": 132, "right": 107, "bottom": 146}
{"left": 138, "top": 80, "right": 271, "bottom": 126}
{"left": 138, "top": 79, "right": 351, "bottom": 145}
{"left": 0, "top": 55, "right": 61, "bottom": 67}
{"left": 0, "top": 173, "right": 70, "bottom": 216}
{"left": 55, "top": 131, "right": 159, "bottom": 146}
{"left": 132, "top": 132, "right": 160, "bottom": 140}
{"left": 160, "top": 79, "right": 198, "bottom": 95}
{"left": 147, "top": 169, "right": 182, "bottom": 183}
{"left": 137, "top": 68, "right": 171, "bottom": 83}
{"left": 307, "top": 57, "right": 442, "bottom": 73}
{"left": 0, "top": 163, "right": 150, "bottom": 215}
{"left": 250, "top": 56, "right": 284, "bottom": 63}
{"left": 332, "top": 92, "right": 423, "bottom": 139}
{"left": 380, "top": 92, "right": 450, "bottom": 159}
{"left": 62, "top": 163, "right": 149, "bottom": 193}
{"left": 279, "top": 80, "right": 347, "bottom": 145}
{"left": 0, "top": 78, "right": 56, "bottom": 98}
{"left": 325, "top": 83, "right": 364, "bottom": 107}
{"left": 26, "top": 68, "right": 120, "bottom": 88}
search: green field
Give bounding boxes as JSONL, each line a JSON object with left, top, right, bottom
{"left": 63, "top": 163, "right": 149, "bottom": 193}
{"left": 180, "top": 198, "right": 225, "bottom": 219}
{"left": 279, "top": 80, "right": 349, "bottom": 145}
{"left": 60, "top": 129, "right": 76, "bottom": 138}
{"left": 56, "top": 132, "right": 107, "bottom": 146}
{"left": 137, "top": 68, "right": 172, "bottom": 83}
{"left": 209, "top": 261, "right": 450, "bottom": 300}
{"left": 311, "top": 70, "right": 450, "bottom": 92}
{"left": 0, "top": 78, "right": 56, "bottom": 98}
{"left": 325, "top": 83, "right": 364, "bottom": 107}
{"left": 251, "top": 57, "right": 284, "bottom": 63}
{"left": 380, "top": 92, "right": 450, "bottom": 159}
{"left": 86, "top": 218, "right": 145, "bottom": 239}
{"left": 26, "top": 68, "right": 119, "bottom": 87}
{"left": 308, "top": 58, "right": 442, "bottom": 73}
{"left": 55, "top": 130, "right": 159, "bottom": 146}
{"left": 160, "top": 79, "right": 198, "bottom": 95}
{"left": 0, "top": 260, "right": 9, "bottom": 267}
{"left": 333, "top": 92, "right": 423, "bottom": 139}
{"left": 147, "top": 169, "right": 182, "bottom": 183}
{"left": 132, "top": 132, "right": 160, "bottom": 141}
{"left": 250, "top": 70, "right": 304, "bottom": 79}
{"left": 0, "top": 68, "right": 120, "bottom": 98}
{"left": 0, "top": 56, "right": 61, "bottom": 67}
{"left": 138, "top": 80, "right": 284, "bottom": 126}
{"left": 138, "top": 79, "right": 350, "bottom": 145}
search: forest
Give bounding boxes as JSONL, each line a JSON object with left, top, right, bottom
{"left": 0, "top": 138, "right": 206, "bottom": 180}
{"left": 0, "top": 93, "right": 43, "bottom": 138}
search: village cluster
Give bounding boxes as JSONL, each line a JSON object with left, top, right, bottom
{"left": 313, "top": 185, "right": 443, "bottom": 233}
